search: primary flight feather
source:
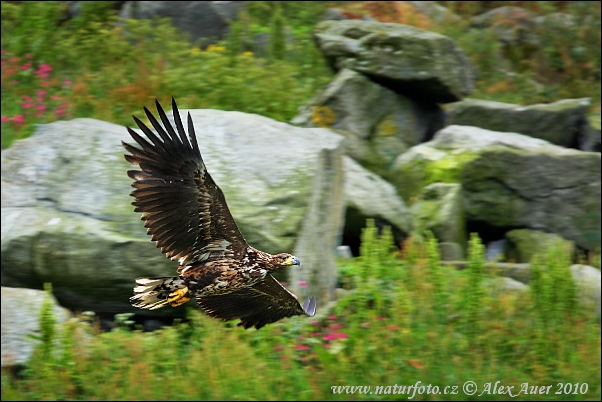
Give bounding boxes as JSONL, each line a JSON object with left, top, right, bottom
{"left": 122, "top": 98, "right": 316, "bottom": 329}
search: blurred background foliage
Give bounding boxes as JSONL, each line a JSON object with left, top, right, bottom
{"left": 1, "top": 1, "right": 600, "bottom": 149}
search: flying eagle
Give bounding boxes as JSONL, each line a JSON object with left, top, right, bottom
{"left": 122, "top": 98, "right": 316, "bottom": 329}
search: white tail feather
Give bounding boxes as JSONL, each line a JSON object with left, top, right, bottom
{"left": 130, "top": 276, "right": 187, "bottom": 310}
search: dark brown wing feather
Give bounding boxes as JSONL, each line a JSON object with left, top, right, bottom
{"left": 196, "top": 275, "right": 316, "bottom": 329}
{"left": 123, "top": 98, "right": 249, "bottom": 265}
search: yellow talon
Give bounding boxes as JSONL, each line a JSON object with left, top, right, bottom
{"left": 168, "top": 287, "right": 190, "bottom": 307}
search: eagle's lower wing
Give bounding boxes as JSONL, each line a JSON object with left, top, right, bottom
{"left": 196, "top": 275, "right": 316, "bottom": 329}
{"left": 123, "top": 98, "right": 248, "bottom": 265}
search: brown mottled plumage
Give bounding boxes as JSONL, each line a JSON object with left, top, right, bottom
{"left": 122, "top": 98, "right": 315, "bottom": 329}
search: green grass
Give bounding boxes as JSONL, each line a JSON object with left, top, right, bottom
{"left": 2, "top": 221, "right": 600, "bottom": 400}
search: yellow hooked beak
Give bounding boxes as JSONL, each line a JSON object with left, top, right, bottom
{"left": 285, "top": 256, "right": 301, "bottom": 266}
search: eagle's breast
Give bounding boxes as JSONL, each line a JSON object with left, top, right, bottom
{"left": 183, "top": 247, "right": 272, "bottom": 297}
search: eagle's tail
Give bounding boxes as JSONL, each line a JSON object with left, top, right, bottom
{"left": 130, "top": 277, "right": 190, "bottom": 310}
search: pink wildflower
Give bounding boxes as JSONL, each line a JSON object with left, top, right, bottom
{"left": 13, "top": 114, "right": 25, "bottom": 124}
{"left": 310, "top": 332, "right": 320, "bottom": 337}
{"left": 294, "top": 344, "right": 310, "bottom": 351}
{"left": 25, "top": 53, "right": 32, "bottom": 59}
{"left": 328, "top": 315, "right": 337, "bottom": 320}
{"left": 323, "top": 332, "right": 348, "bottom": 341}
{"left": 297, "top": 280, "right": 307, "bottom": 288}
{"left": 310, "top": 320, "right": 319, "bottom": 326}
{"left": 37, "top": 105, "right": 47, "bottom": 112}
{"left": 20, "top": 62, "right": 31, "bottom": 70}
{"left": 375, "top": 316, "right": 385, "bottom": 321}
{"left": 63, "top": 79, "right": 72, "bottom": 86}
{"left": 274, "top": 345, "right": 284, "bottom": 351}
{"left": 361, "top": 321, "right": 370, "bottom": 327}
{"left": 37, "top": 90, "right": 46, "bottom": 97}
{"left": 5, "top": 68, "right": 15, "bottom": 74}
{"left": 330, "top": 323, "right": 344, "bottom": 331}
{"left": 1, "top": 116, "right": 10, "bottom": 122}
{"left": 21, "top": 103, "right": 34, "bottom": 109}
{"left": 388, "top": 325, "right": 399, "bottom": 331}
{"left": 50, "top": 95, "right": 59, "bottom": 100}
{"left": 37, "top": 64, "right": 52, "bottom": 73}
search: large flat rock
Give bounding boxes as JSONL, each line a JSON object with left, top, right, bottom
{"left": 1, "top": 109, "right": 344, "bottom": 315}
{"left": 313, "top": 20, "right": 475, "bottom": 102}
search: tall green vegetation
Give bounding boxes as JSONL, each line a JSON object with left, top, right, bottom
{"left": 0, "top": 1, "right": 333, "bottom": 148}
{"left": 3, "top": 222, "right": 599, "bottom": 400}
{"left": 461, "top": 233, "right": 486, "bottom": 340}
{"left": 269, "top": 2, "right": 286, "bottom": 61}
{"left": 29, "top": 283, "right": 57, "bottom": 364}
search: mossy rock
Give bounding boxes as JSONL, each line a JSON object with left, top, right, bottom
{"left": 504, "top": 229, "right": 575, "bottom": 263}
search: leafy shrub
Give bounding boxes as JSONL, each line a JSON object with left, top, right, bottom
{"left": 1, "top": 1, "right": 332, "bottom": 149}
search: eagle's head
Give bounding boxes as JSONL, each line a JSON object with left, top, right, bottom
{"left": 272, "top": 253, "right": 301, "bottom": 269}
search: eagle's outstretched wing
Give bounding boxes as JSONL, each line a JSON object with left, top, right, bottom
{"left": 122, "top": 98, "right": 249, "bottom": 265}
{"left": 196, "top": 274, "right": 317, "bottom": 329}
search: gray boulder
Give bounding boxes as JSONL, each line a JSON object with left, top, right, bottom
{"left": 322, "top": 8, "right": 348, "bottom": 21}
{"left": 462, "top": 144, "right": 600, "bottom": 251}
{"left": 390, "top": 124, "right": 557, "bottom": 201}
{"left": 1, "top": 287, "right": 72, "bottom": 367}
{"left": 570, "top": 264, "right": 601, "bottom": 315}
{"left": 470, "top": 6, "right": 538, "bottom": 47}
{"left": 120, "top": 1, "right": 245, "bottom": 47}
{"left": 410, "top": 183, "right": 465, "bottom": 246}
{"left": 392, "top": 125, "right": 601, "bottom": 251}
{"left": 445, "top": 98, "right": 591, "bottom": 148}
{"left": 583, "top": 112, "right": 601, "bottom": 152}
{"left": 504, "top": 229, "right": 574, "bottom": 263}
{"left": 486, "top": 277, "right": 528, "bottom": 296}
{"left": 291, "top": 69, "right": 444, "bottom": 175}
{"left": 534, "top": 12, "right": 576, "bottom": 30}
{"left": 404, "top": 1, "right": 459, "bottom": 24}
{"left": 343, "top": 156, "right": 413, "bottom": 238}
{"left": 313, "top": 20, "right": 475, "bottom": 103}
{"left": 486, "top": 239, "right": 507, "bottom": 262}
{"left": 1, "top": 110, "right": 344, "bottom": 315}
{"left": 438, "top": 242, "right": 464, "bottom": 261}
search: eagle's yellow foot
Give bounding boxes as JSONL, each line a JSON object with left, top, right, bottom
{"left": 168, "top": 287, "right": 190, "bottom": 307}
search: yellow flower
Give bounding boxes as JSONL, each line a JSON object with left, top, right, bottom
{"left": 190, "top": 47, "right": 200, "bottom": 56}
{"left": 207, "top": 44, "right": 225, "bottom": 52}
{"left": 242, "top": 51, "right": 254, "bottom": 57}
